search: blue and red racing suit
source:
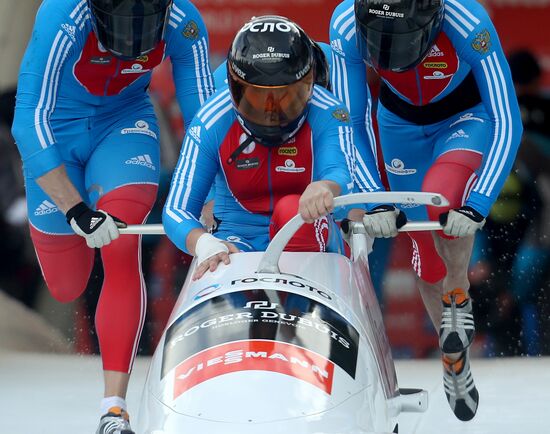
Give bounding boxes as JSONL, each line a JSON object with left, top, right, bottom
{"left": 11, "top": 0, "right": 213, "bottom": 373}
{"left": 163, "top": 85, "right": 354, "bottom": 254}
{"left": 330, "top": 0, "right": 522, "bottom": 282}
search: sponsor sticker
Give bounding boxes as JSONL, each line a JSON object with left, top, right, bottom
{"left": 275, "top": 159, "right": 305, "bottom": 173}
{"left": 368, "top": 4, "right": 404, "bottom": 18}
{"left": 194, "top": 284, "right": 222, "bottom": 301}
{"left": 384, "top": 158, "right": 416, "bottom": 175}
{"left": 121, "top": 120, "right": 157, "bottom": 139}
{"left": 90, "top": 56, "right": 112, "bottom": 65}
{"left": 121, "top": 63, "right": 150, "bottom": 75}
{"left": 173, "top": 340, "right": 335, "bottom": 398}
{"left": 449, "top": 113, "right": 485, "bottom": 127}
{"left": 472, "top": 29, "right": 491, "bottom": 54}
{"left": 162, "top": 289, "right": 360, "bottom": 381}
{"left": 242, "top": 21, "right": 293, "bottom": 33}
{"left": 423, "top": 62, "right": 448, "bottom": 69}
{"left": 236, "top": 157, "right": 260, "bottom": 170}
{"left": 277, "top": 146, "right": 297, "bottom": 156}
{"left": 231, "top": 276, "right": 333, "bottom": 301}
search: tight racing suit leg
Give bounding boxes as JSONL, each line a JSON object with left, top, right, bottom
{"left": 28, "top": 103, "right": 159, "bottom": 379}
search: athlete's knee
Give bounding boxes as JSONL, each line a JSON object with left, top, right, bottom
{"left": 422, "top": 150, "right": 482, "bottom": 222}
{"left": 97, "top": 184, "right": 158, "bottom": 224}
{"left": 30, "top": 226, "right": 94, "bottom": 303}
{"left": 409, "top": 232, "right": 446, "bottom": 284}
{"left": 270, "top": 194, "right": 300, "bottom": 237}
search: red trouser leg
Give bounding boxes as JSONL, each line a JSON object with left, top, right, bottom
{"left": 30, "top": 227, "right": 95, "bottom": 303}
{"left": 409, "top": 150, "right": 482, "bottom": 283}
{"left": 269, "top": 194, "right": 329, "bottom": 252}
{"left": 94, "top": 184, "right": 158, "bottom": 373}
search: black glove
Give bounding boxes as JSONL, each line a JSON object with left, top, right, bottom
{"left": 439, "top": 205, "right": 485, "bottom": 237}
{"left": 66, "top": 202, "right": 126, "bottom": 248}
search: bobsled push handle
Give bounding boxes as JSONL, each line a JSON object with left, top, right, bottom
{"left": 256, "top": 191, "right": 448, "bottom": 274}
{"left": 119, "top": 224, "right": 165, "bottom": 235}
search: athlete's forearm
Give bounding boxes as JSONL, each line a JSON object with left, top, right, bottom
{"left": 36, "top": 165, "right": 84, "bottom": 214}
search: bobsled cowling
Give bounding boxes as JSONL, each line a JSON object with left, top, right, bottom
{"left": 136, "top": 192, "right": 440, "bottom": 434}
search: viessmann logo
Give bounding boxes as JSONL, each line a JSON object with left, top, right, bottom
{"left": 162, "top": 289, "right": 360, "bottom": 386}
{"left": 173, "top": 340, "right": 335, "bottom": 398}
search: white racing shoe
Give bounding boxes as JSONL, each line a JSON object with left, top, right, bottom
{"left": 96, "top": 407, "right": 135, "bottom": 434}
{"left": 442, "top": 350, "right": 479, "bottom": 421}
{"left": 439, "top": 288, "right": 475, "bottom": 353}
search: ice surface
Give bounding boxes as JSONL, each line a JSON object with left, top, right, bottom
{"left": 0, "top": 352, "right": 546, "bottom": 433}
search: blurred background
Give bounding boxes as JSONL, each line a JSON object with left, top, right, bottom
{"left": 0, "top": 0, "right": 549, "bottom": 360}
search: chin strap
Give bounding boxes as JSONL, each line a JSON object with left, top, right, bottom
{"left": 226, "top": 135, "right": 255, "bottom": 164}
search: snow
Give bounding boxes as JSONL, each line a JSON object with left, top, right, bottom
{"left": 1, "top": 351, "right": 547, "bottom": 433}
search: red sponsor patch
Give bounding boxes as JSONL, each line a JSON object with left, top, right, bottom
{"left": 173, "top": 340, "right": 334, "bottom": 399}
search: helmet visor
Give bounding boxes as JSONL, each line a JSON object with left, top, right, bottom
{"left": 229, "top": 66, "right": 314, "bottom": 129}
{"left": 356, "top": 19, "right": 436, "bottom": 72}
{"left": 91, "top": 0, "right": 172, "bottom": 59}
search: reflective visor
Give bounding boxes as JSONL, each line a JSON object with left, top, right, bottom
{"left": 91, "top": 1, "right": 171, "bottom": 59}
{"left": 356, "top": 20, "right": 434, "bottom": 72}
{"left": 228, "top": 66, "right": 314, "bottom": 128}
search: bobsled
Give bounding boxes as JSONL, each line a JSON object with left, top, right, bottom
{"left": 135, "top": 192, "right": 447, "bottom": 434}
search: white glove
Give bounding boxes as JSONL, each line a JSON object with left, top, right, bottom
{"left": 362, "top": 205, "right": 405, "bottom": 238}
{"left": 440, "top": 206, "right": 485, "bottom": 237}
{"left": 66, "top": 202, "right": 126, "bottom": 248}
{"left": 195, "top": 232, "right": 229, "bottom": 264}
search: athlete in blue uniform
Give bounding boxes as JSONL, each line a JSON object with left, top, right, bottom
{"left": 11, "top": 1, "right": 213, "bottom": 432}
{"left": 330, "top": 0, "right": 522, "bottom": 421}
{"left": 164, "top": 16, "right": 353, "bottom": 280}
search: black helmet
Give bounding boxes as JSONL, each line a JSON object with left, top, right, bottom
{"left": 88, "top": 0, "right": 172, "bottom": 60}
{"left": 311, "top": 41, "right": 331, "bottom": 91}
{"left": 355, "top": 0, "right": 444, "bottom": 72}
{"left": 227, "top": 16, "right": 315, "bottom": 148}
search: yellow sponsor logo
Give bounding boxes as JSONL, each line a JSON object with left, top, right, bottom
{"left": 278, "top": 146, "right": 298, "bottom": 156}
{"left": 423, "top": 62, "right": 448, "bottom": 68}
{"left": 136, "top": 55, "right": 149, "bottom": 63}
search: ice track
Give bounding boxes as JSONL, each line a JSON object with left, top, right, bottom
{"left": 0, "top": 352, "right": 547, "bottom": 433}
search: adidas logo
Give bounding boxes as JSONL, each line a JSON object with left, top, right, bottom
{"left": 61, "top": 24, "right": 76, "bottom": 42}
{"left": 89, "top": 217, "right": 102, "bottom": 230}
{"left": 34, "top": 200, "right": 58, "bottom": 216}
{"left": 446, "top": 129, "right": 469, "bottom": 142}
{"left": 427, "top": 44, "right": 444, "bottom": 57}
{"left": 188, "top": 126, "right": 201, "bottom": 142}
{"left": 125, "top": 154, "right": 156, "bottom": 170}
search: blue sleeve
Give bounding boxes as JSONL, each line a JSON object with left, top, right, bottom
{"left": 443, "top": 0, "right": 523, "bottom": 217}
{"left": 162, "top": 94, "right": 225, "bottom": 253}
{"left": 165, "top": 0, "right": 215, "bottom": 130}
{"left": 213, "top": 60, "right": 229, "bottom": 89}
{"left": 11, "top": 0, "right": 82, "bottom": 178}
{"left": 309, "top": 87, "right": 354, "bottom": 196}
{"left": 329, "top": 0, "right": 384, "bottom": 208}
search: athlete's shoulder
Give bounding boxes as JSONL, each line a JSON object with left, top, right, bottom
{"left": 330, "top": 0, "right": 361, "bottom": 59}
{"left": 194, "top": 88, "right": 235, "bottom": 132}
{"left": 38, "top": 0, "right": 87, "bottom": 16}
{"left": 166, "top": 0, "right": 206, "bottom": 37}
{"left": 442, "top": 0, "right": 495, "bottom": 53}
{"left": 32, "top": 0, "right": 91, "bottom": 44}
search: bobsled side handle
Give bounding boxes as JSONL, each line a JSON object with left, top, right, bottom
{"left": 257, "top": 191, "right": 448, "bottom": 274}
{"left": 119, "top": 224, "right": 166, "bottom": 235}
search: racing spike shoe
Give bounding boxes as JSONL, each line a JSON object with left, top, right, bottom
{"left": 442, "top": 350, "right": 479, "bottom": 421}
{"left": 439, "top": 288, "right": 475, "bottom": 353}
{"left": 96, "top": 407, "right": 134, "bottom": 434}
